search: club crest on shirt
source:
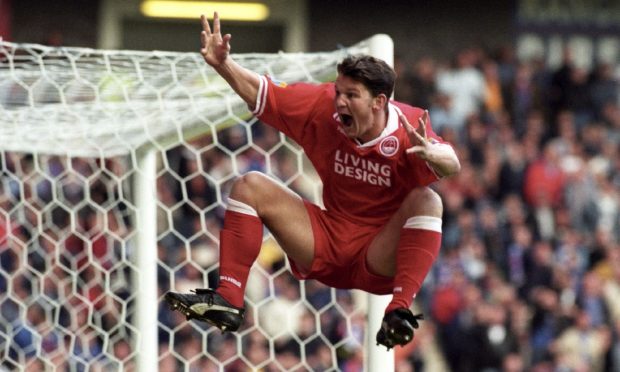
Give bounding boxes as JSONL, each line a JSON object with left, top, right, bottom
{"left": 269, "top": 76, "right": 287, "bottom": 88}
{"left": 379, "top": 136, "right": 399, "bottom": 157}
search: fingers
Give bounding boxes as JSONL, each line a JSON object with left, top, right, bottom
{"left": 417, "top": 110, "right": 428, "bottom": 139}
{"left": 200, "top": 31, "right": 207, "bottom": 50}
{"left": 201, "top": 12, "right": 228, "bottom": 54}
{"left": 405, "top": 111, "right": 434, "bottom": 160}
{"left": 411, "top": 124, "right": 426, "bottom": 143}
{"left": 201, "top": 12, "right": 222, "bottom": 35}
{"left": 201, "top": 14, "right": 211, "bottom": 36}
{"left": 401, "top": 112, "right": 426, "bottom": 145}
{"left": 213, "top": 11, "right": 221, "bottom": 34}
{"left": 399, "top": 113, "right": 414, "bottom": 134}
{"left": 406, "top": 145, "right": 428, "bottom": 159}
{"left": 419, "top": 110, "right": 428, "bottom": 128}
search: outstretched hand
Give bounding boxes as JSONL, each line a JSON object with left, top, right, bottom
{"left": 402, "top": 110, "right": 432, "bottom": 160}
{"left": 200, "top": 12, "right": 231, "bottom": 67}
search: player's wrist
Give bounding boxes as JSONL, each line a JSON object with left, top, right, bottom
{"left": 426, "top": 143, "right": 460, "bottom": 177}
{"left": 212, "top": 56, "right": 235, "bottom": 72}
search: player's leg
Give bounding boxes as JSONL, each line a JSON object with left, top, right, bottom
{"left": 217, "top": 170, "right": 315, "bottom": 305}
{"left": 235, "top": 171, "right": 315, "bottom": 267}
{"left": 165, "top": 171, "right": 314, "bottom": 330}
{"left": 366, "top": 186, "right": 443, "bottom": 349}
{"left": 366, "top": 186, "right": 442, "bottom": 278}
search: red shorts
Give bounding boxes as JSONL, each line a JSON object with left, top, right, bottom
{"left": 288, "top": 201, "right": 394, "bottom": 295}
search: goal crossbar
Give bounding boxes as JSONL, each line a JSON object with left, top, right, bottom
{"left": 0, "top": 41, "right": 373, "bottom": 157}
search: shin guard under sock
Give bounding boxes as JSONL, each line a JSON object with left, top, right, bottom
{"left": 216, "top": 199, "right": 263, "bottom": 308}
{"left": 386, "top": 216, "right": 442, "bottom": 313}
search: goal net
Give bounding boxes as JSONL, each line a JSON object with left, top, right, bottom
{"left": 0, "top": 35, "right": 394, "bottom": 371}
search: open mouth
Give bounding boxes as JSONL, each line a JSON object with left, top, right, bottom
{"left": 340, "top": 114, "right": 353, "bottom": 127}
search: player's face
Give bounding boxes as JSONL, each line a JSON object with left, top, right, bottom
{"left": 334, "top": 75, "right": 384, "bottom": 143}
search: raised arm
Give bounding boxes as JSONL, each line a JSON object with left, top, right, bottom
{"left": 201, "top": 12, "right": 260, "bottom": 109}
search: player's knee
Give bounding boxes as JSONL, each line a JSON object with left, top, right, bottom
{"left": 403, "top": 187, "right": 442, "bottom": 217}
{"left": 229, "top": 171, "right": 268, "bottom": 205}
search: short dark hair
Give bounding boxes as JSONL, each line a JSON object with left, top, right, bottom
{"left": 337, "top": 55, "right": 395, "bottom": 98}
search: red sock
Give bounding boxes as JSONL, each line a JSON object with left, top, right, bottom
{"left": 386, "top": 217, "right": 442, "bottom": 313}
{"left": 216, "top": 200, "right": 263, "bottom": 308}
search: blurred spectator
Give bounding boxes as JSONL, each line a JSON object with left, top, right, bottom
{"left": 481, "top": 59, "right": 505, "bottom": 121}
{"left": 522, "top": 241, "right": 554, "bottom": 297}
{"left": 523, "top": 140, "right": 566, "bottom": 209}
{"left": 409, "top": 56, "right": 438, "bottom": 110}
{"left": 497, "top": 141, "right": 527, "bottom": 200}
{"left": 505, "top": 223, "right": 533, "bottom": 296}
{"left": 507, "top": 63, "right": 545, "bottom": 137}
{"left": 393, "top": 55, "right": 415, "bottom": 105}
{"left": 429, "top": 92, "right": 462, "bottom": 138}
{"left": 610, "top": 319, "right": 620, "bottom": 371}
{"left": 528, "top": 287, "right": 564, "bottom": 365}
{"left": 477, "top": 203, "right": 505, "bottom": 271}
{"left": 552, "top": 308, "right": 612, "bottom": 372}
{"left": 577, "top": 271, "right": 610, "bottom": 328}
{"left": 469, "top": 303, "right": 519, "bottom": 371}
{"left": 436, "top": 48, "right": 485, "bottom": 135}
{"left": 589, "top": 63, "right": 619, "bottom": 119}
{"left": 549, "top": 48, "right": 575, "bottom": 117}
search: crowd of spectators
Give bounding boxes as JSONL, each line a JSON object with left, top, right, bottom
{"left": 392, "top": 45, "right": 620, "bottom": 371}
{"left": 1, "top": 41, "right": 619, "bottom": 371}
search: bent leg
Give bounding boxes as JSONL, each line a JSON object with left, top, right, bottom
{"left": 216, "top": 171, "right": 315, "bottom": 307}
{"left": 228, "top": 171, "right": 315, "bottom": 268}
{"left": 366, "top": 187, "right": 443, "bottom": 311}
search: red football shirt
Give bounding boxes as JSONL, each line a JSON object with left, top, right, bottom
{"left": 253, "top": 76, "right": 447, "bottom": 227}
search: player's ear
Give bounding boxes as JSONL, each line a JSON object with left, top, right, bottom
{"left": 373, "top": 94, "right": 388, "bottom": 111}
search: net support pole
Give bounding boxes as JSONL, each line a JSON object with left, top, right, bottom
{"left": 134, "top": 149, "right": 159, "bottom": 372}
{"left": 365, "top": 33, "right": 395, "bottom": 372}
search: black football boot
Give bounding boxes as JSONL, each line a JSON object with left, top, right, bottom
{"left": 375, "top": 308, "right": 423, "bottom": 350}
{"left": 165, "top": 288, "right": 245, "bottom": 332}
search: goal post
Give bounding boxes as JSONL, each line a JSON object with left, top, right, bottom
{"left": 364, "top": 33, "right": 395, "bottom": 372}
{"left": 134, "top": 148, "right": 158, "bottom": 372}
{"left": 0, "top": 34, "right": 395, "bottom": 371}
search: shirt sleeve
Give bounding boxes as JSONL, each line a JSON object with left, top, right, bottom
{"left": 406, "top": 153, "right": 441, "bottom": 186}
{"left": 251, "top": 75, "right": 328, "bottom": 144}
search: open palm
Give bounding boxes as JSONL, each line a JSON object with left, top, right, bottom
{"left": 402, "top": 111, "right": 432, "bottom": 160}
{"left": 200, "top": 12, "right": 231, "bottom": 67}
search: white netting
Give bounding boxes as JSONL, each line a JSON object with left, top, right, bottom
{"left": 0, "top": 42, "right": 362, "bottom": 157}
{"left": 0, "top": 39, "right": 382, "bottom": 371}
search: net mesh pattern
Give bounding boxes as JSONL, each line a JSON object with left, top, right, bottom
{"left": 0, "top": 40, "right": 377, "bottom": 371}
